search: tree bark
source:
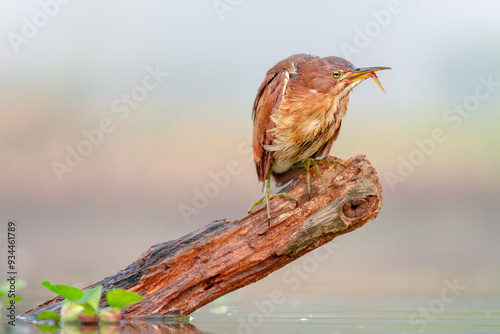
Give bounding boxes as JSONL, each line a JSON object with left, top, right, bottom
{"left": 20, "top": 154, "right": 382, "bottom": 322}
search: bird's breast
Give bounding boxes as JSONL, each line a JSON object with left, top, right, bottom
{"left": 265, "top": 91, "right": 349, "bottom": 173}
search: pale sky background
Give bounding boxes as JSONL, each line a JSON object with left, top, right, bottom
{"left": 0, "top": 0, "right": 499, "bottom": 308}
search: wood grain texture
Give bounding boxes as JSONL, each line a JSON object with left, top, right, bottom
{"left": 20, "top": 154, "right": 382, "bottom": 322}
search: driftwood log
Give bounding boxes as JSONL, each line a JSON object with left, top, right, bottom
{"left": 21, "top": 154, "right": 382, "bottom": 322}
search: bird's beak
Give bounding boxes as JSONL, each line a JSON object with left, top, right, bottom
{"left": 345, "top": 66, "right": 391, "bottom": 94}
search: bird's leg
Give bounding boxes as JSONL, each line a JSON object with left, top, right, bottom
{"left": 302, "top": 158, "right": 345, "bottom": 198}
{"left": 248, "top": 169, "right": 298, "bottom": 225}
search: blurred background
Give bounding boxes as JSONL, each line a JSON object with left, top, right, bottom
{"left": 1, "top": 0, "right": 499, "bottom": 309}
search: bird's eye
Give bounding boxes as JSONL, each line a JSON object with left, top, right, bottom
{"left": 332, "top": 71, "right": 341, "bottom": 78}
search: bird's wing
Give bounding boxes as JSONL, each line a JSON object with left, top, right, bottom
{"left": 252, "top": 54, "right": 316, "bottom": 182}
{"left": 252, "top": 70, "right": 288, "bottom": 182}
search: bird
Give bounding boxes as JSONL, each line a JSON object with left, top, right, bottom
{"left": 248, "top": 53, "right": 390, "bottom": 223}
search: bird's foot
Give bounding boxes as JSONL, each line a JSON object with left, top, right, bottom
{"left": 248, "top": 182, "right": 298, "bottom": 226}
{"left": 302, "top": 158, "right": 345, "bottom": 198}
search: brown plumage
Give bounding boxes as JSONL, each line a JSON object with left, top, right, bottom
{"left": 249, "top": 53, "right": 390, "bottom": 221}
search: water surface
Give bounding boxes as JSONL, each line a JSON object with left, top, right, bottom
{"left": 11, "top": 294, "right": 500, "bottom": 333}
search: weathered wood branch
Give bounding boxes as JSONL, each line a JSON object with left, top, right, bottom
{"left": 21, "top": 154, "right": 382, "bottom": 322}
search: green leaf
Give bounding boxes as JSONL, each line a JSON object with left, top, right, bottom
{"left": 76, "top": 285, "right": 102, "bottom": 313}
{"left": 41, "top": 281, "right": 82, "bottom": 302}
{"left": 106, "top": 289, "right": 143, "bottom": 309}
{"left": 37, "top": 311, "right": 60, "bottom": 320}
{"left": 3, "top": 295, "right": 22, "bottom": 306}
{"left": 36, "top": 324, "right": 60, "bottom": 332}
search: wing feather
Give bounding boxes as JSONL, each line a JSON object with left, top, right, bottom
{"left": 252, "top": 70, "right": 288, "bottom": 182}
{"left": 252, "top": 54, "right": 317, "bottom": 182}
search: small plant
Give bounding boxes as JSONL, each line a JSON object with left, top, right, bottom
{"left": 99, "top": 288, "right": 142, "bottom": 323}
{"left": 37, "top": 281, "right": 142, "bottom": 326}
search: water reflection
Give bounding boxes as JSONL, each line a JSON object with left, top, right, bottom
{"left": 22, "top": 320, "right": 208, "bottom": 334}
{"left": 13, "top": 294, "right": 500, "bottom": 334}
{"left": 121, "top": 320, "right": 207, "bottom": 334}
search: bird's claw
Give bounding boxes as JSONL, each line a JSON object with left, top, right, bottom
{"left": 303, "top": 158, "right": 345, "bottom": 199}
{"left": 248, "top": 175, "right": 298, "bottom": 226}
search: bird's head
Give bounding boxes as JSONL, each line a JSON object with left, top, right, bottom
{"left": 304, "top": 56, "right": 391, "bottom": 96}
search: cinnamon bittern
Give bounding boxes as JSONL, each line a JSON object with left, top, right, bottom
{"left": 248, "top": 53, "right": 390, "bottom": 223}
